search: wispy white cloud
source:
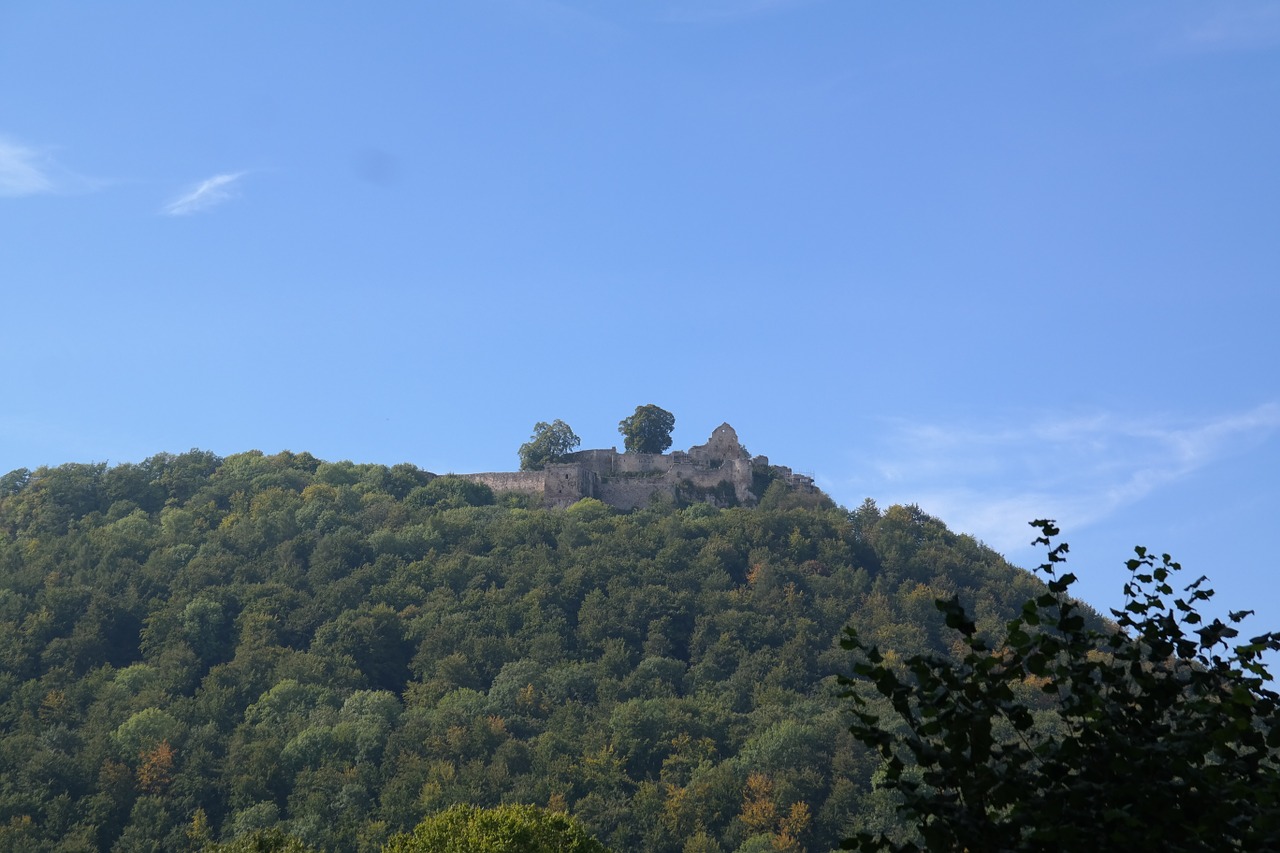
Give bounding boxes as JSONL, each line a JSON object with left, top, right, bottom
{"left": 854, "top": 404, "right": 1280, "bottom": 555}
{"left": 1163, "top": 3, "right": 1280, "bottom": 54}
{"left": 0, "top": 137, "right": 60, "bottom": 196}
{"left": 0, "top": 135, "right": 105, "bottom": 196}
{"left": 163, "top": 172, "right": 246, "bottom": 216}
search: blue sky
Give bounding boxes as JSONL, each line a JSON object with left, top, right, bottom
{"left": 2, "top": 2, "right": 1278, "bottom": 631}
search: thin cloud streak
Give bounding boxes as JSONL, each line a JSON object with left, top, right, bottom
{"left": 1154, "top": 3, "right": 1280, "bottom": 55}
{"left": 1182, "top": 6, "right": 1280, "bottom": 52}
{"left": 0, "top": 137, "right": 58, "bottom": 196}
{"left": 856, "top": 404, "right": 1280, "bottom": 554}
{"left": 163, "top": 172, "right": 246, "bottom": 216}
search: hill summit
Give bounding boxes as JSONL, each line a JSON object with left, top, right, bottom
{"left": 0, "top": 442, "right": 1051, "bottom": 851}
{"left": 463, "top": 423, "right": 817, "bottom": 510}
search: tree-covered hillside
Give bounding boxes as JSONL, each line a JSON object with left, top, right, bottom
{"left": 0, "top": 450, "right": 1056, "bottom": 852}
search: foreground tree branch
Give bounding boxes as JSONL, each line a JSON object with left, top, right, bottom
{"left": 841, "top": 519, "right": 1280, "bottom": 852}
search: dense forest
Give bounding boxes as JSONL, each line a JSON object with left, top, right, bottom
{"left": 0, "top": 449, "right": 1059, "bottom": 851}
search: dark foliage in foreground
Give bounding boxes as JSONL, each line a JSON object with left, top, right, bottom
{"left": 841, "top": 520, "right": 1280, "bottom": 852}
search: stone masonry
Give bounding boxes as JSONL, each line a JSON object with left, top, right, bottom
{"left": 462, "top": 423, "right": 815, "bottom": 510}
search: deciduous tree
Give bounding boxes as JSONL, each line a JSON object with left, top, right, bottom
{"left": 519, "top": 420, "right": 582, "bottom": 471}
{"left": 841, "top": 520, "right": 1280, "bottom": 852}
{"left": 618, "top": 405, "right": 675, "bottom": 455}
{"left": 383, "top": 803, "right": 612, "bottom": 852}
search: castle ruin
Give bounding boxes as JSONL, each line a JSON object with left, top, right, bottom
{"left": 462, "top": 423, "right": 815, "bottom": 510}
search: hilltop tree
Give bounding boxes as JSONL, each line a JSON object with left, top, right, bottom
{"left": 841, "top": 520, "right": 1280, "bottom": 852}
{"left": 519, "top": 420, "right": 581, "bottom": 471}
{"left": 618, "top": 405, "right": 675, "bottom": 455}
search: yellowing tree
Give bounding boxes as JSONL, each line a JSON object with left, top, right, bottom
{"left": 383, "top": 804, "right": 612, "bottom": 853}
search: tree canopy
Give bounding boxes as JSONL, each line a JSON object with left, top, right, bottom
{"left": 383, "top": 804, "right": 611, "bottom": 852}
{"left": 518, "top": 420, "right": 581, "bottom": 471}
{"left": 840, "top": 519, "right": 1280, "bottom": 852}
{"left": 0, "top": 449, "right": 1063, "bottom": 851}
{"left": 617, "top": 405, "right": 675, "bottom": 455}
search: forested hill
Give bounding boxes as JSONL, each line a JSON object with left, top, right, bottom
{"left": 0, "top": 450, "right": 1060, "bottom": 852}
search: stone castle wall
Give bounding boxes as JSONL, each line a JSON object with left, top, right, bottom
{"left": 595, "top": 479, "right": 675, "bottom": 511}
{"left": 464, "top": 471, "right": 545, "bottom": 496}
{"left": 563, "top": 448, "right": 670, "bottom": 476}
{"left": 461, "top": 423, "right": 760, "bottom": 510}
{"left": 544, "top": 464, "right": 597, "bottom": 508}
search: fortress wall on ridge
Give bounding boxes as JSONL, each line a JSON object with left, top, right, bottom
{"left": 459, "top": 423, "right": 762, "bottom": 509}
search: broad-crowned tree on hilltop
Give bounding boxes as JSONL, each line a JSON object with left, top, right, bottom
{"left": 519, "top": 420, "right": 582, "bottom": 471}
{"left": 618, "top": 405, "right": 675, "bottom": 455}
